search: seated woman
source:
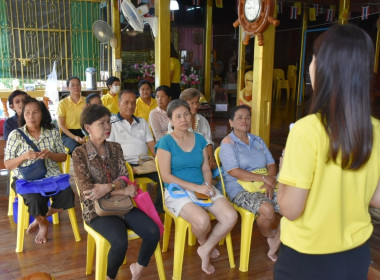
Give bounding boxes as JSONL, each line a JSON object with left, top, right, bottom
{"left": 219, "top": 105, "right": 280, "bottom": 261}
{"left": 134, "top": 80, "right": 157, "bottom": 124}
{"left": 156, "top": 99, "right": 237, "bottom": 275}
{"left": 72, "top": 104, "right": 160, "bottom": 280}
{"left": 4, "top": 96, "right": 75, "bottom": 244}
{"left": 168, "top": 88, "right": 217, "bottom": 170}
{"left": 57, "top": 76, "right": 86, "bottom": 155}
{"left": 149, "top": 85, "right": 172, "bottom": 141}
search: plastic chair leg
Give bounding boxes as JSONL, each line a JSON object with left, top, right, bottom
{"left": 154, "top": 243, "right": 166, "bottom": 280}
{"left": 225, "top": 232, "right": 235, "bottom": 268}
{"left": 52, "top": 213, "right": 59, "bottom": 224}
{"left": 187, "top": 225, "right": 196, "bottom": 246}
{"left": 162, "top": 213, "right": 172, "bottom": 252}
{"left": 238, "top": 211, "right": 255, "bottom": 272}
{"left": 68, "top": 208, "right": 81, "bottom": 242}
{"left": 16, "top": 195, "right": 28, "bottom": 252}
{"left": 8, "top": 187, "right": 15, "bottom": 216}
{"left": 172, "top": 217, "right": 190, "bottom": 280}
{"left": 94, "top": 237, "right": 111, "bottom": 280}
{"left": 86, "top": 233, "right": 96, "bottom": 275}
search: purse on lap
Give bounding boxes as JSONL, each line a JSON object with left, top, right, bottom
{"left": 237, "top": 168, "right": 278, "bottom": 193}
{"left": 16, "top": 129, "right": 47, "bottom": 181}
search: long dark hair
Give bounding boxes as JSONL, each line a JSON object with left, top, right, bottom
{"left": 19, "top": 96, "right": 55, "bottom": 130}
{"left": 309, "top": 24, "right": 374, "bottom": 170}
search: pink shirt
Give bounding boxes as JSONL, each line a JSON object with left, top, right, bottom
{"left": 149, "top": 106, "right": 169, "bottom": 141}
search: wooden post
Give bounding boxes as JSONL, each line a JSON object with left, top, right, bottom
{"left": 204, "top": 0, "right": 213, "bottom": 101}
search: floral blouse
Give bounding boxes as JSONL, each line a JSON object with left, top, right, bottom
{"left": 72, "top": 140, "right": 128, "bottom": 223}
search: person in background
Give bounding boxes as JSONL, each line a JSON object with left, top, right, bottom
{"left": 275, "top": 24, "right": 380, "bottom": 280}
{"left": 134, "top": 80, "right": 157, "bottom": 124}
{"left": 3, "top": 90, "right": 28, "bottom": 141}
{"left": 5, "top": 97, "right": 74, "bottom": 244}
{"left": 101, "top": 76, "right": 121, "bottom": 114}
{"left": 169, "top": 88, "right": 216, "bottom": 170}
{"left": 156, "top": 99, "right": 237, "bottom": 275}
{"left": 149, "top": 85, "right": 172, "bottom": 141}
{"left": 57, "top": 76, "right": 86, "bottom": 155}
{"left": 73, "top": 104, "right": 159, "bottom": 280}
{"left": 85, "top": 93, "right": 102, "bottom": 106}
{"left": 170, "top": 43, "right": 181, "bottom": 100}
{"left": 219, "top": 105, "right": 280, "bottom": 261}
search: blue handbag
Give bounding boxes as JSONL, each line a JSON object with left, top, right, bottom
{"left": 16, "top": 129, "right": 47, "bottom": 181}
{"left": 16, "top": 174, "right": 71, "bottom": 196}
{"left": 167, "top": 183, "right": 213, "bottom": 207}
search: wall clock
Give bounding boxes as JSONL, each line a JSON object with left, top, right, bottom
{"left": 233, "top": 0, "right": 280, "bottom": 46}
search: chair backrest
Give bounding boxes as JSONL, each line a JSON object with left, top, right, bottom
{"left": 154, "top": 157, "right": 167, "bottom": 210}
{"left": 125, "top": 161, "right": 135, "bottom": 183}
{"left": 273, "top": 69, "right": 285, "bottom": 81}
{"left": 287, "top": 65, "right": 297, "bottom": 80}
{"left": 214, "top": 147, "right": 227, "bottom": 197}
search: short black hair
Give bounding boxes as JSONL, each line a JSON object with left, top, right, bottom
{"left": 80, "top": 104, "right": 111, "bottom": 135}
{"left": 85, "top": 93, "right": 101, "bottom": 104}
{"left": 8, "top": 90, "right": 27, "bottom": 105}
{"left": 167, "top": 99, "right": 190, "bottom": 119}
{"left": 106, "top": 76, "right": 120, "bottom": 89}
{"left": 138, "top": 80, "right": 151, "bottom": 90}
{"left": 66, "top": 76, "right": 81, "bottom": 87}
{"left": 229, "top": 105, "right": 251, "bottom": 120}
{"left": 19, "top": 96, "right": 55, "bottom": 129}
{"left": 119, "top": 89, "right": 137, "bottom": 100}
{"left": 155, "top": 85, "right": 172, "bottom": 98}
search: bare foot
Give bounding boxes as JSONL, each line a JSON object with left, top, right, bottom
{"left": 210, "top": 247, "right": 220, "bottom": 259}
{"left": 197, "top": 246, "right": 215, "bottom": 274}
{"left": 267, "top": 236, "right": 280, "bottom": 262}
{"left": 35, "top": 219, "right": 49, "bottom": 244}
{"left": 26, "top": 219, "right": 39, "bottom": 234}
{"left": 130, "top": 262, "right": 144, "bottom": 280}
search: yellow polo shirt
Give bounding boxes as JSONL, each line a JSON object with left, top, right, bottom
{"left": 57, "top": 95, "right": 85, "bottom": 129}
{"left": 170, "top": 57, "right": 181, "bottom": 83}
{"left": 279, "top": 114, "right": 380, "bottom": 254}
{"left": 101, "top": 91, "right": 119, "bottom": 115}
{"left": 134, "top": 97, "right": 157, "bottom": 124}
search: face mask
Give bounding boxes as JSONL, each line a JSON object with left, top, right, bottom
{"left": 112, "top": 85, "right": 121, "bottom": 94}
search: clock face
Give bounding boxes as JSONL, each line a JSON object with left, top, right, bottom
{"left": 244, "top": 0, "right": 261, "bottom": 22}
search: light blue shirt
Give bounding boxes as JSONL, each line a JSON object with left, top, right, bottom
{"left": 155, "top": 132, "right": 207, "bottom": 188}
{"left": 219, "top": 131, "right": 275, "bottom": 200}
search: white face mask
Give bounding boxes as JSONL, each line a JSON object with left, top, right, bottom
{"left": 112, "top": 85, "right": 121, "bottom": 94}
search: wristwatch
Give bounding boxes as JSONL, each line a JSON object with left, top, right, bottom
{"left": 111, "top": 183, "right": 116, "bottom": 191}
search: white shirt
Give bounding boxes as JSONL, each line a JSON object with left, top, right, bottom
{"left": 108, "top": 113, "right": 154, "bottom": 164}
{"left": 168, "top": 113, "right": 214, "bottom": 146}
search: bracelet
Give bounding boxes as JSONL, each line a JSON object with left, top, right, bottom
{"left": 262, "top": 175, "right": 265, "bottom": 183}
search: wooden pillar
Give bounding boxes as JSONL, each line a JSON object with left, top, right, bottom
{"left": 236, "top": 26, "right": 246, "bottom": 106}
{"left": 204, "top": 0, "right": 213, "bottom": 101}
{"left": 111, "top": 0, "right": 121, "bottom": 79}
{"left": 1, "top": 98, "right": 8, "bottom": 117}
{"left": 251, "top": 24, "right": 276, "bottom": 145}
{"left": 155, "top": 0, "right": 171, "bottom": 88}
{"left": 297, "top": 5, "right": 307, "bottom": 106}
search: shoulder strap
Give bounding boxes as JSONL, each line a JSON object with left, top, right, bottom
{"left": 17, "top": 128, "right": 41, "bottom": 152}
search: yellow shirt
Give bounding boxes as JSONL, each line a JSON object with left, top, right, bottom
{"left": 134, "top": 97, "right": 157, "bottom": 124}
{"left": 57, "top": 95, "right": 85, "bottom": 129}
{"left": 170, "top": 57, "right": 181, "bottom": 84}
{"left": 101, "top": 91, "right": 119, "bottom": 115}
{"left": 279, "top": 114, "right": 380, "bottom": 254}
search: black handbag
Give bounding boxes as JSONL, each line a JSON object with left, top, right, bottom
{"left": 17, "top": 129, "right": 47, "bottom": 181}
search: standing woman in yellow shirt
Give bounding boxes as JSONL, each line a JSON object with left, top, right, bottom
{"left": 134, "top": 80, "right": 157, "bottom": 124}
{"left": 170, "top": 43, "right": 181, "bottom": 100}
{"left": 57, "top": 76, "right": 86, "bottom": 155}
{"left": 275, "top": 24, "right": 380, "bottom": 280}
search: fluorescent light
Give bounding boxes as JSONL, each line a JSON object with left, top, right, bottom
{"left": 170, "top": 0, "right": 179, "bottom": 11}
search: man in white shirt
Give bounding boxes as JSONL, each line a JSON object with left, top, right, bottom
{"left": 108, "top": 90, "right": 163, "bottom": 212}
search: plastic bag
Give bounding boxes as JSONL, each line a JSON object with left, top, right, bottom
{"left": 45, "top": 61, "right": 59, "bottom": 103}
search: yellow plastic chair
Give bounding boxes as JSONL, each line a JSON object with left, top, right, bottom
{"left": 125, "top": 161, "right": 155, "bottom": 193}
{"left": 15, "top": 193, "right": 81, "bottom": 252}
{"left": 74, "top": 182, "right": 166, "bottom": 280}
{"left": 273, "top": 68, "right": 290, "bottom": 100}
{"left": 63, "top": 147, "right": 71, "bottom": 174}
{"left": 214, "top": 147, "right": 256, "bottom": 272}
{"left": 276, "top": 80, "right": 290, "bottom": 100}
{"left": 155, "top": 157, "right": 235, "bottom": 280}
{"left": 287, "top": 65, "right": 297, "bottom": 100}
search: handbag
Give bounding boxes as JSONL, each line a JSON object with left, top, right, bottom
{"left": 237, "top": 168, "right": 278, "bottom": 193}
{"left": 167, "top": 183, "right": 213, "bottom": 207}
{"left": 119, "top": 176, "right": 164, "bottom": 236}
{"left": 93, "top": 164, "right": 133, "bottom": 217}
{"left": 16, "top": 174, "right": 71, "bottom": 196}
{"left": 16, "top": 129, "right": 47, "bottom": 181}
